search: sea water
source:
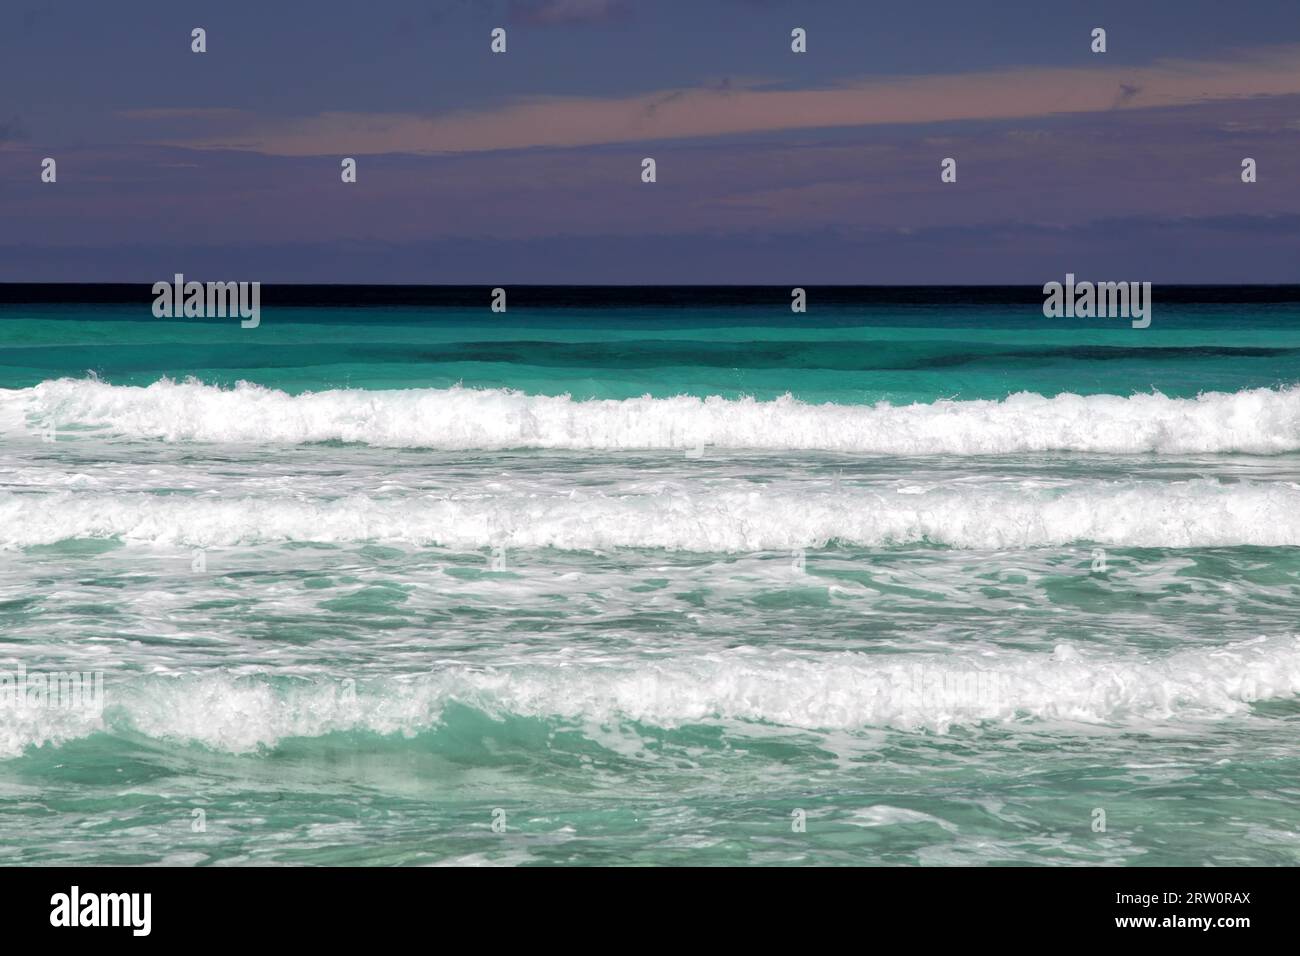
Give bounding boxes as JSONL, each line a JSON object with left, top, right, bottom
{"left": 1, "top": 294, "right": 1298, "bottom": 865}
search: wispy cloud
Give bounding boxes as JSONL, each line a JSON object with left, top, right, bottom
{"left": 132, "top": 45, "right": 1300, "bottom": 156}
{"left": 509, "top": 0, "right": 628, "bottom": 25}
{"left": 118, "top": 108, "right": 249, "bottom": 121}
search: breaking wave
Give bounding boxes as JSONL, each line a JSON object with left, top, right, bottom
{"left": 6, "top": 379, "right": 1300, "bottom": 454}
{"left": 3, "top": 636, "right": 1296, "bottom": 756}
{"left": 4, "top": 478, "right": 1300, "bottom": 551}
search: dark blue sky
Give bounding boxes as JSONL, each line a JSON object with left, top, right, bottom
{"left": 2, "top": 0, "right": 1299, "bottom": 282}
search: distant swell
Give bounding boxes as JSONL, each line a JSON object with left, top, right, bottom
{"left": 3, "top": 637, "right": 1296, "bottom": 756}
{"left": 4, "top": 479, "right": 1300, "bottom": 550}
{"left": 7, "top": 379, "right": 1300, "bottom": 454}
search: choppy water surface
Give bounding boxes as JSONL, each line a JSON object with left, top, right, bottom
{"left": 1, "top": 300, "right": 1298, "bottom": 865}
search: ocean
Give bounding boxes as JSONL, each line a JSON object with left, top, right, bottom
{"left": 1, "top": 287, "right": 1298, "bottom": 866}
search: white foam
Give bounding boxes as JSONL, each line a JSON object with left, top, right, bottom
{"left": 4, "top": 478, "right": 1300, "bottom": 550}
{"left": 2, "top": 636, "right": 1296, "bottom": 756}
{"left": 7, "top": 378, "right": 1300, "bottom": 454}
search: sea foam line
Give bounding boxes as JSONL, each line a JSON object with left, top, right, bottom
{"left": 7, "top": 378, "right": 1300, "bottom": 454}
{"left": 2, "top": 636, "right": 1295, "bottom": 756}
{"left": 3, "top": 479, "right": 1300, "bottom": 550}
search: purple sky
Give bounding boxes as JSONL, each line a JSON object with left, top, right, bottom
{"left": 2, "top": 0, "right": 1299, "bottom": 283}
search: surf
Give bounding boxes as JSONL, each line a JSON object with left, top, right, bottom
{"left": 4, "top": 477, "right": 1300, "bottom": 551}
{"left": 7, "top": 378, "right": 1300, "bottom": 455}
{"left": 2, "top": 635, "right": 1296, "bottom": 758}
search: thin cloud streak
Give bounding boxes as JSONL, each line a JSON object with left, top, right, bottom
{"left": 138, "top": 45, "right": 1300, "bottom": 156}
{"left": 509, "top": 0, "right": 628, "bottom": 25}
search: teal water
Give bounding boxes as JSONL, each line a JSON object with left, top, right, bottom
{"left": 1, "top": 300, "right": 1299, "bottom": 865}
{"left": 5, "top": 302, "right": 1300, "bottom": 399}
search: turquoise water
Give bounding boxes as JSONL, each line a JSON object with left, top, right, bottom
{"left": 1, "top": 299, "right": 1299, "bottom": 865}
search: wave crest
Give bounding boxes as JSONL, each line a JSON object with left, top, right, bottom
{"left": 8, "top": 379, "right": 1300, "bottom": 454}
{"left": 3, "top": 637, "right": 1295, "bottom": 756}
{"left": 4, "top": 479, "right": 1299, "bottom": 550}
